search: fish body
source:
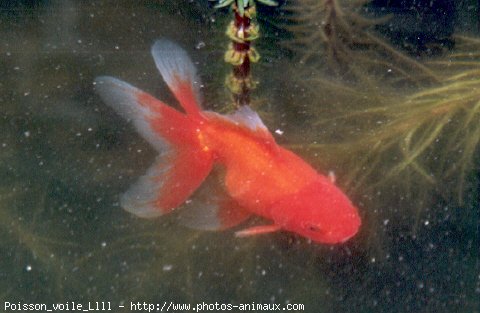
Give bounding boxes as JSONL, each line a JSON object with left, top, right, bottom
{"left": 95, "top": 40, "right": 361, "bottom": 244}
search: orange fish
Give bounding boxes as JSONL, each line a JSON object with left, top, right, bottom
{"left": 95, "top": 40, "right": 361, "bottom": 244}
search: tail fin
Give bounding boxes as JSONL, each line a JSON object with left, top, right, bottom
{"left": 151, "top": 39, "right": 203, "bottom": 117}
{"left": 120, "top": 147, "right": 213, "bottom": 218}
{"left": 94, "top": 40, "right": 213, "bottom": 218}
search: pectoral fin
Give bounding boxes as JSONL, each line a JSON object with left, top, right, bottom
{"left": 235, "top": 224, "right": 281, "bottom": 238}
{"left": 178, "top": 167, "right": 252, "bottom": 231}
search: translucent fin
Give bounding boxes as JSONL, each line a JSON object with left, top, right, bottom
{"left": 151, "top": 39, "right": 202, "bottom": 116}
{"left": 95, "top": 76, "right": 168, "bottom": 151}
{"left": 178, "top": 167, "right": 252, "bottom": 230}
{"left": 122, "top": 148, "right": 214, "bottom": 218}
{"left": 213, "top": 105, "right": 276, "bottom": 144}
{"left": 121, "top": 156, "right": 171, "bottom": 218}
{"left": 95, "top": 76, "right": 197, "bottom": 148}
{"left": 225, "top": 105, "right": 268, "bottom": 132}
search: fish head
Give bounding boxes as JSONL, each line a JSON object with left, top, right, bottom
{"left": 273, "top": 178, "right": 361, "bottom": 244}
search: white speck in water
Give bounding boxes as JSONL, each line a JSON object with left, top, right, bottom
{"left": 383, "top": 219, "right": 390, "bottom": 226}
{"left": 115, "top": 45, "right": 120, "bottom": 50}
{"left": 24, "top": 91, "right": 30, "bottom": 96}
{"left": 424, "top": 220, "right": 430, "bottom": 226}
{"left": 387, "top": 68, "right": 392, "bottom": 73}
{"left": 101, "top": 242, "right": 107, "bottom": 248}
{"left": 25, "top": 265, "right": 32, "bottom": 272}
{"left": 24, "top": 131, "right": 30, "bottom": 138}
{"left": 275, "top": 129, "right": 284, "bottom": 135}
{"left": 195, "top": 41, "right": 206, "bottom": 50}
{"left": 162, "top": 264, "right": 173, "bottom": 271}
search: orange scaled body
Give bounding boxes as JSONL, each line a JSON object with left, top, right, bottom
{"left": 95, "top": 40, "right": 361, "bottom": 244}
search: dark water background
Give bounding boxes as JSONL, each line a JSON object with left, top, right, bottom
{"left": 0, "top": 1, "right": 479, "bottom": 312}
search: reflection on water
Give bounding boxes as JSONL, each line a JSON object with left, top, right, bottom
{"left": 0, "top": 0, "right": 478, "bottom": 312}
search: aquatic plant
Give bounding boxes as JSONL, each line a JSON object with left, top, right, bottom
{"left": 211, "top": 0, "right": 278, "bottom": 106}
{"left": 291, "top": 37, "right": 480, "bottom": 207}
{"left": 356, "top": 72, "right": 478, "bottom": 191}
{"left": 0, "top": 183, "right": 88, "bottom": 300}
{"left": 284, "top": 0, "right": 439, "bottom": 85}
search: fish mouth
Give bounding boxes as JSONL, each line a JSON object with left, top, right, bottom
{"left": 339, "top": 222, "right": 361, "bottom": 243}
{"left": 339, "top": 231, "right": 358, "bottom": 243}
{"left": 326, "top": 221, "right": 361, "bottom": 244}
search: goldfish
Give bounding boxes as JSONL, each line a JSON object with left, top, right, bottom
{"left": 94, "top": 40, "right": 361, "bottom": 244}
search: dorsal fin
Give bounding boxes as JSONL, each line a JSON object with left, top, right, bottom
{"left": 222, "top": 106, "right": 274, "bottom": 143}
{"left": 225, "top": 106, "right": 267, "bottom": 132}
{"left": 151, "top": 40, "right": 202, "bottom": 117}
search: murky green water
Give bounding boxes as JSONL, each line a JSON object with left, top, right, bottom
{"left": 1, "top": 1, "right": 478, "bottom": 312}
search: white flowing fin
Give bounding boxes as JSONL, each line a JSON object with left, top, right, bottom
{"left": 177, "top": 167, "right": 252, "bottom": 230}
{"left": 120, "top": 156, "right": 171, "bottom": 218}
{"left": 210, "top": 106, "right": 275, "bottom": 143}
{"left": 94, "top": 76, "right": 171, "bottom": 152}
{"left": 121, "top": 146, "right": 214, "bottom": 218}
{"left": 95, "top": 76, "right": 214, "bottom": 219}
{"left": 151, "top": 39, "right": 203, "bottom": 116}
{"left": 225, "top": 105, "right": 268, "bottom": 132}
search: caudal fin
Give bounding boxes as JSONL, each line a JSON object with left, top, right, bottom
{"left": 120, "top": 148, "right": 213, "bottom": 218}
{"left": 151, "top": 39, "right": 203, "bottom": 117}
{"left": 94, "top": 40, "right": 213, "bottom": 217}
